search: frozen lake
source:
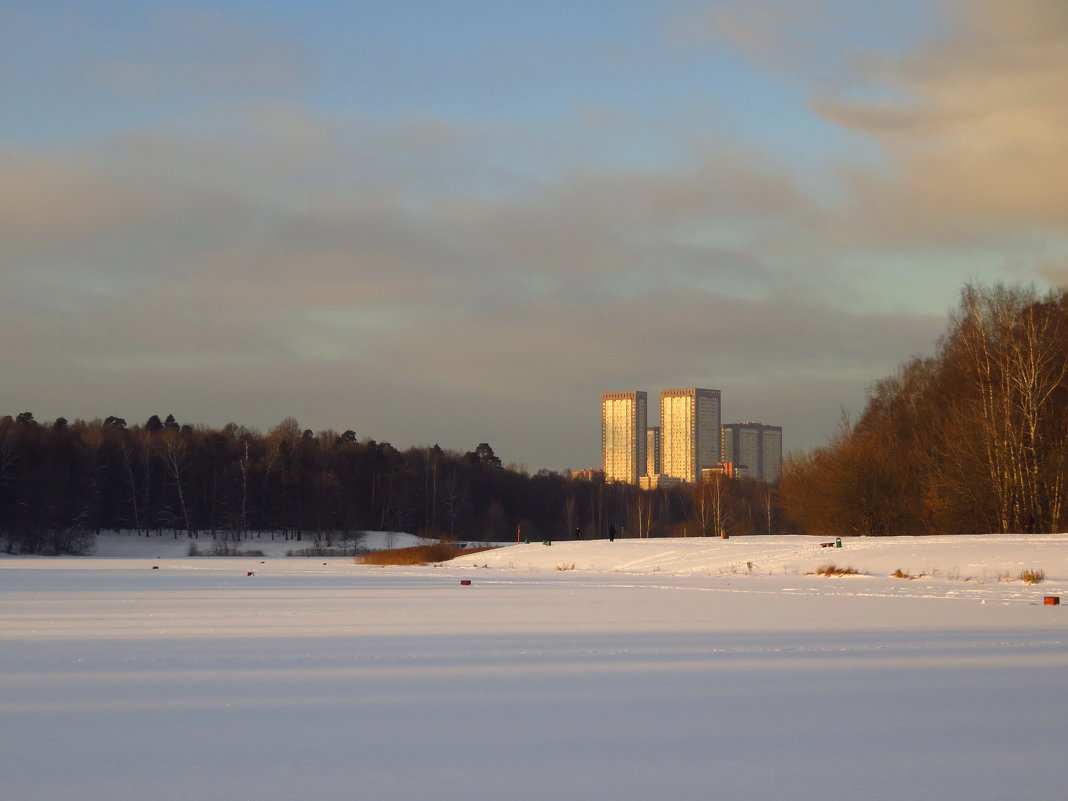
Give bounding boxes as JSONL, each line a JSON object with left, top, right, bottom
{"left": 3, "top": 535, "right": 1067, "bottom": 801}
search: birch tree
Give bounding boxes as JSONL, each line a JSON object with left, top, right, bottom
{"left": 948, "top": 284, "right": 1068, "bottom": 532}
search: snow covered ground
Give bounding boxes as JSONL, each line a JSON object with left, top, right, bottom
{"left": 2, "top": 533, "right": 1067, "bottom": 801}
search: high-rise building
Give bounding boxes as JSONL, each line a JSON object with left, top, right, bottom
{"left": 721, "top": 422, "right": 783, "bottom": 483}
{"left": 659, "top": 388, "right": 721, "bottom": 483}
{"left": 601, "top": 392, "right": 648, "bottom": 484}
{"left": 761, "top": 424, "right": 783, "bottom": 483}
{"left": 646, "top": 426, "right": 660, "bottom": 478}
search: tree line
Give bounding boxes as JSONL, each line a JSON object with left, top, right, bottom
{"left": 7, "top": 283, "right": 1061, "bottom": 553}
{"left": 0, "top": 411, "right": 784, "bottom": 554}
{"left": 781, "top": 283, "right": 1068, "bottom": 536}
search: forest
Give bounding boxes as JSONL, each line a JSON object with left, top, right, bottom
{"left": 0, "top": 411, "right": 778, "bottom": 555}
{"left": 781, "top": 283, "right": 1068, "bottom": 536}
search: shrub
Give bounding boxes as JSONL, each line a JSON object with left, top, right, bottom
{"left": 891, "top": 568, "right": 914, "bottom": 579}
{"left": 186, "top": 543, "right": 265, "bottom": 557}
{"left": 358, "top": 544, "right": 496, "bottom": 566}
{"left": 1018, "top": 568, "right": 1045, "bottom": 585}
{"left": 185, "top": 539, "right": 264, "bottom": 557}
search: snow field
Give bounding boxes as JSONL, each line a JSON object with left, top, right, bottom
{"left": 2, "top": 534, "right": 1067, "bottom": 801}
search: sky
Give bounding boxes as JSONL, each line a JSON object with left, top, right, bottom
{"left": 3, "top": 0, "right": 1067, "bottom": 472}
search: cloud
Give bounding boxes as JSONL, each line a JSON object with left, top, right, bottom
{"left": 91, "top": 9, "right": 307, "bottom": 97}
{"left": 1, "top": 96, "right": 935, "bottom": 467}
{"left": 20, "top": 1, "right": 1054, "bottom": 471}
{"left": 670, "top": 0, "right": 834, "bottom": 71}
{"left": 0, "top": 151, "right": 164, "bottom": 250}
{"left": 812, "top": 0, "right": 1068, "bottom": 245}
{"left": 1037, "top": 253, "right": 1068, "bottom": 286}
{"left": 670, "top": 0, "right": 1068, "bottom": 296}
{"left": 668, "top": 0, "right": 915, "bottom": 81}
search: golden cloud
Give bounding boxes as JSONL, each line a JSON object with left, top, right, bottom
{"left": 816, "top": 0, "right": 1068, "bottom": 243}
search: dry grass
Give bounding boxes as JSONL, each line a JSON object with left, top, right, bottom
{"left": 1018, "top": 568, "right": 1046, "bottom": 585}
{"left": 358, "top": 543, "right": 496, "bottom": 566}
{"left": 809, "top": 563, "right": 861, "bottom": 577}
{"left": 891, "top": 568, "right": 915, "bottom": 580}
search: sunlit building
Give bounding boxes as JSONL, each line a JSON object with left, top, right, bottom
{"left": 701, "top": 462, "right": 736, "bottom": 480}
{"left": 568, "top": 469, "right": 605, "bottom": 482}
{"left": 601, "top": 391, "right": 648, "bottom": 484}
{"left": 659, "top": 388, "right": 721, "bottom": 483}
{"left": 639, "top": 473, "right": 681, "bottom": 490}
{"left": 721, "top": 422, "right": 783, "bottom": 483}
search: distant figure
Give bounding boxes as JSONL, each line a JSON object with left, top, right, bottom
{"left": 575, "top": 527, "right": 583, "bottom": 540}
{"left": 608, "top": 525, "right": 616, "bottom": 542}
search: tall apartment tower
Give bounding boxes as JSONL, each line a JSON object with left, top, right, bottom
{"left": 646, "top": 426, "right": 660, "bottom": 478}
{"left": 721, "top": 422, "right": 783, "bottom": 483}
{"left": 601, "top": 392, "right": 648, "bottom": 484}
{"left": 659, "top": 388, "right": 721, "bottom": 483}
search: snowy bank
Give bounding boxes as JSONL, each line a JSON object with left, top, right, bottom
{"left": 3, "top": 533, "right": 1066, "bottom": 801}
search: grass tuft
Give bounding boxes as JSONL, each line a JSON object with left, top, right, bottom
{"left": 809, "top": 563, "right": 861, "bottom": 577}
{"left": 1018, "top": 568, "right": 1046, "bottom": 585}
{"left": 891, "top": 568, "right": 914, "bottom": 579}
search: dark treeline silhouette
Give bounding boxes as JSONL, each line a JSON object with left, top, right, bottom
{"left": 0, "top": 412, "right": 784, "bottom": 554}
{"left": 781, "top": 283, "right": 1068, "bottom": 536}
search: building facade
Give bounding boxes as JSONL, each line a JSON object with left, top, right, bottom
{"left": 639, "top": 473, "right": 681, "bottom": 490}
{"left": 761, "top": 425, "right": 783, "bottom": 483}
{"left": 659, "top": 388, "right": 721, "bottom": 483}
{"left": 721, "top": 422, "right": 783, "bottom": 483}
{"left": 601, "top": 391, "right": 648, "bottom": 484}
{"left": 646, "top": 426, "right": 660, "bottom": 478}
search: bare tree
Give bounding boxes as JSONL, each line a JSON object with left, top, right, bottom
{"left": 762, "top": 485, "right": 775, "bottom": 534}
{"left": 0, "top": 425, "right": 20, "bottom": 495}
{"left": 159, "top": 428, "right": 192, "bottom": 534}
{"left": 238, "top": 437, "right": 251, "bottom": 535}
{"left": 439, "top": 469, "right": 468, "bottom": 540}
{"left": 118, "top": 439, "right": 142, "bottom": 533}
{"left": 563, "top": 494, "right": 578, "bottom": 539}
{"left": 629, "top": 489, "right": 654, "bottom": 538}
{"left": 949, "top": 284, "right": 1068, "bottom": 531}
